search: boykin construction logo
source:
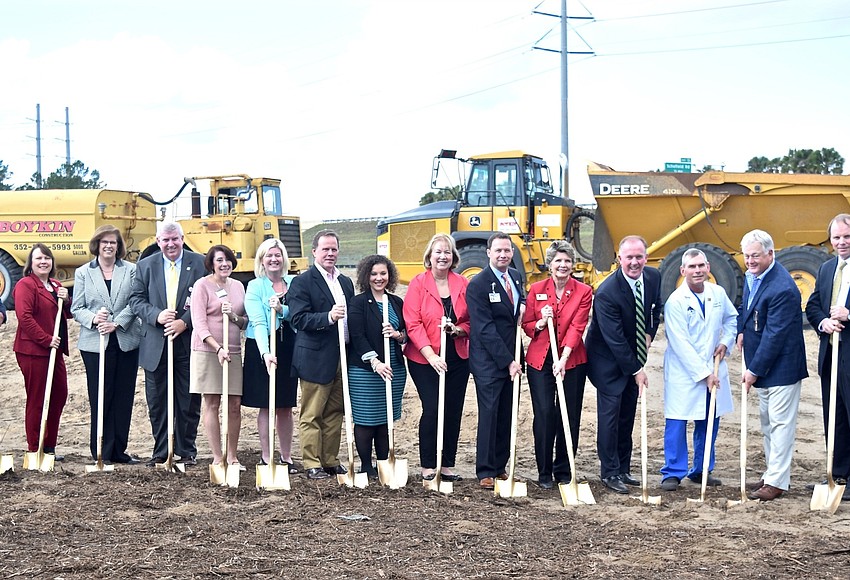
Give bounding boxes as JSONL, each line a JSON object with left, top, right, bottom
{"left": 0, "top": 220, "right": 76, "bottom": 233}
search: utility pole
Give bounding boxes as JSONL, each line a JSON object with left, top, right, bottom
{"left": 35, "top": 104, "right": 43, "bottom": 188}
{"left": 64, "top": 107, "right": 71, "bottom": 166}
{"left": 533, "top": 1, "right": 593, "bottom": 200}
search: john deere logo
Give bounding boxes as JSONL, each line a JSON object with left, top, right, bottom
{"left": 469, "top": 216, "right": 481, "bottom": 227}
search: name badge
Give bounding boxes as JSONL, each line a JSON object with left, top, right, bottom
{"left": 536, "top": 293, "right": 548, "bottom": 301}
{"left": 215, "top": 289, "right": 228, "bottom": 299}
{"left": 489, "top": 292, "right": 501, "bottom": 303}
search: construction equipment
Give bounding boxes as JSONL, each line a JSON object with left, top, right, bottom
{"left": 494, "top": 323, "right": 528, "bottom": 499}
{"left": 0, "top": 175, "right": 306, "bottom": 309}
{"left": 729, "top": 349, "right": 752, "bottom": 507}
{"left": 586, "top": 164, "right": 850, "bottom": 307}
{"left": 810, "top": 334, "right": 846, "bottom": 514}
{"left": 256, "top": 304, "right": 291, "bottom": 491}
{"left": 85, "top": 329, "right": 115, "bottom": 474}
{"left": 547, "top": 319, "right": 594, "bottom": 506}
{"left": 376, "top": 295, "right": 408, "bottom": 489}
{"left": 688, "top": 355, "right": 721, "bottom": 504}
{"left": 337, "top": 316, "right": 368, "bottom": 489}
{"left": 423, "top": 318, "right": 453, "bottom": 495}
{"left": 210, "top": 313, "right": 239, "bottom": 488}
{"left": 23, "top": 297, "right": 64, "bottom": 472}
{"left": 634, "top": 390, "right": 661, "bottom": 506}
{"left": 377, "top": 150, "right": 593, "bottom": 289}
{"left": 157, "top": 338, "right": 185, "bottom": 474}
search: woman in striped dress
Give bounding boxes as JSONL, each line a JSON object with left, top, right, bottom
{"left": 347, "top": 255, "right": 407, "bottom": 478}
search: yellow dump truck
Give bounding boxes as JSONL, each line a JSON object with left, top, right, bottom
{"left": 585, "top": 163, "right": 850, "bottom": 306}
{"left": 376, "top": 149, "right": 592, "bottom": 286}
{"left": 0, "top": 175, "right": 306, "bottom": 308}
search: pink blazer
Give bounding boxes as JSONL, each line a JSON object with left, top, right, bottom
{"left": 13, "top": 273, "right": 72, "bottom": 357}
{"left": 403, "top": 270, "right": 469, "bottom": 364}
{"left": 522, "top": 276, "right": 591, "bottom": 372}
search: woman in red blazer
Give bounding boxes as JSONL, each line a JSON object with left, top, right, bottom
{"left": 13, "top": 243, "right": 72, "bottom": 455}
{"left": 521, "top": 241, "right": 592, "bottom": 489}
{"left": 403, "top": 233, "right": 470, "bottom": 481}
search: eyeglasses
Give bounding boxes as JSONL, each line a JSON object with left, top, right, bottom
{"left": 100, "top": 240, "right": 118, "bottom": 246}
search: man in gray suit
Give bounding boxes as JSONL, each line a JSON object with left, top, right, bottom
{"left": 130, "top": 222, "right": 205, "bottom": 466}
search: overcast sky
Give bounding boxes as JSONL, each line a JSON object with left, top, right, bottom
{"left": 2, "top": 0, "right": 848, "bottom": 223}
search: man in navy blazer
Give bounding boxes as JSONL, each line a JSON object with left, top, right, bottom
{"left": 288, "top": 230, "right": 355, "bottom": 480}
{"left": 467, "top": 232, "right": 525, "bottom": 489}
{"left": 585, "top": 235, "right": 662, "bottom": 494}
{"left": 738, "top": 229, "right": 807, "bottom": 501}
{"left": 805, "top": 214, "right": 850, "bottom": 496}
{"left": 130, "top": 222, "right": 206, "bottom": 466}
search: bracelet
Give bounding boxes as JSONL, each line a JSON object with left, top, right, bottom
{"left": 216, "top": 346, "right": 223, "bottom": 354}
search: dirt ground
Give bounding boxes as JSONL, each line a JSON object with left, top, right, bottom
{"left": 1, "top": 302, "right": 849, "bottom": 579}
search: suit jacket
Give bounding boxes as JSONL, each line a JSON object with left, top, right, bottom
{"left": 0, "top": 296, "right": 6, "bottom": 324}
{"left": 585, "top": 267, "right": 662, "bottom": 395}
{"left": 288, "top": 264, "right": 355, "bottom": 384}
{"left": 467, "top": 266, "right": 525, "bottom": 379}
{"left": 71, "top": 259, "right": 142, "bottom": 353}
{"left": 12, "top": 274, "right": 72, "bottom": 356}
{"left": 403, "top": 270, "right": 470, "bottom": 364}
{"left": 522, "top": 276, "right": 591, "bottom": 372}
{"left": 806, "top": 256, "right": 849, "bottom": 374}
{"left": 738, "top": 261, "right": 807, "bottom": 387}
{"left": 348, "top": 291, "right": 406, "bottom": 370}
{"left": 129, "top": 251, "right": 206, "bottom": 372}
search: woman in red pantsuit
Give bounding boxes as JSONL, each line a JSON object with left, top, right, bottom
{"left": 13, "top": 243, "right": 72, "bottom": 455}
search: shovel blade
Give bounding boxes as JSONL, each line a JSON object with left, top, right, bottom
{"left": 633, "top": 492, "right": 662, "bottom": 506}
{"left": 494, "top": 479, "right": 528, "bottom": 498}
{"left": 559, "top": 481, "right": 596, "bottom": 506}
{"left": 810, "top": 483, "right": 845, "bottom": 514}
{"left": 0, "top": 455, "right": 14, "bottom": 474}
{"left": 338, "top": 472, "right": 368, "bottom": 489}
{"left": 225, "top": 465, "right": 241, "bottom": 488}
{"left": 210, "top": 463, "right": 226, "bottom": 485}
{"left": 256, "top": 464, "right": 292, "bottom": 491}
{"left": 85, "top": 462, "right": 114, "bottom": 474}
{"left": 377, "top": 458, "right": 409, "bottom": 489}
{"left": 157, "top": 459, "right": 185, "bottom": 474}
{"left": 423, "top": 476, "right": 453, "bottom": 495}
{"left": 23, "top": 452, "right": 41, "bottom": 471}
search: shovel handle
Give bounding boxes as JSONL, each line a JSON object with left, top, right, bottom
{"left": 35, "top": 297, "right": 65, "bottom": 455}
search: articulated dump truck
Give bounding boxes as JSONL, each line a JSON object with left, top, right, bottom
{"left": 0, "top": 175, "right": 306, "bottom": 309}
{"left": 585, "top": 162, "right": 850, "bottom": 307}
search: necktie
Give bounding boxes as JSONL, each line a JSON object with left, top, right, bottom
{"left": 503, "top": 273, "right": 514, "bottom": 305}
{"left": 328, "top": 271, "right": 349, "bottom": 342}
{"left": 832, "top": 261, "right": 846, "bottom": 307}
{"left": 167, "top": 260, "right": 178, "bottom": 310}
{"left": 635, "top": 280, "right": 647, "bottom": 365}
{"left": 747, "top": 276, "right": 761, "bottom": 310}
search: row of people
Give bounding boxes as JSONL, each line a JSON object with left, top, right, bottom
{"left": 8, "top": 219, "right": 848, "bottom": 502}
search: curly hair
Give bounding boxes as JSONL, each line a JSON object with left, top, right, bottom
{"left": 355, "top": 254, "right": 399, "bottom": 293}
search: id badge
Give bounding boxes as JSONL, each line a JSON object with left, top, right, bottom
{"left": 535, "top": 293, "right": 547, "bottom": 301}
{"left": 215, "top": 288, "right": 228, "bottom": 299}
{"left": 489, "top": 292, "right": 501, "bottom": 303}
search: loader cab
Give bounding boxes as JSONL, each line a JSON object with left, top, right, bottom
{"left": 463, "top": 152, "right": 553, "bottom": 208}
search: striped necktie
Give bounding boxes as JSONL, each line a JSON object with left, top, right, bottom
{"left": 503, "top": 273, "right": 514, "bottom": 305}
{"left": 635, "top": 280, "right": 647, "bottom": 365}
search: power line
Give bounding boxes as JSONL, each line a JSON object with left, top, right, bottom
{"left": 596, "top": 0, "right": 788, "bottom": 22}
{"left": 598, "top": 32, "right": 850, "bottom": 56}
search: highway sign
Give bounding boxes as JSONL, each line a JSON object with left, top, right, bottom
{"left": 664, "top": 162, "right": 692, "bottom": 173}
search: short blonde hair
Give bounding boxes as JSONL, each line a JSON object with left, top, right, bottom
{"left": 254, "top": 238, "right": 289, "bottom": 278}
{"left": 422, "top": 233, "right": 460, "bottom": 269}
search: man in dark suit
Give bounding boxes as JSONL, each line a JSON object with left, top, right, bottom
{"left": 738, "top": 229, "right": 807, "bottom": 501}
{"left": 288, "top": 229, "right": 355, "bottom": 480}
{"left": 467, "top": 232, "right": 525, "bottom": 489}
{"left": 805, "top": 214, "right": 850, "bottom": 500}
{"left": 585, "top": 235, "right": 662, "bottom": 494}
{"left": 130, "top": 222, "right": 205, "bottom": 467}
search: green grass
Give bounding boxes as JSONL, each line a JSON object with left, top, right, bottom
{"left": 302, "top": 220, "right": 379, "bottom": 268}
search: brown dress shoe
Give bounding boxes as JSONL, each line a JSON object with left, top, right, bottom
{"left": 496, "top": 472, "right": 509, "bottom": 481}
{"left": 747, "top": 479, "right": 765, "bottom": 492}
{"left": 749, "top": 483, "right": 783, "bottom": 501}
{"left": 479, "top": 477, "right": 496, "bottom": 489}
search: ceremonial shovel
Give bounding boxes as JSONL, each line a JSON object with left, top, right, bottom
{"left": 546, "top": 319, "right": 594, "bottom": 506}
{"left": 256, "top": 304, "right": 291, "bottom": 490}
{"left": 494, "top": 322, "right": 528, "bottom": 498}
{"left": 0, "top": 426, "right": 14, "bottom": 474}
{"left": 85, "top": 327, "right": 114, "bottom": 474}
{"left": 810, "top": 334, "right": 846, "bottom": 514}
{"left": 423, "top": 318, "right": 452, "bottom": 495}
{"left": 688, "top": 355, "right": 721, "bottom": 503}
{"left": 633, "top": 389, "right": 661, "bottom": 506}
{"left": 729, "top": 349, "right": 752, "bottom": 507}
{"left": 157, "top": 337, "right": 185, "bottom": 473}
{"left": 24, "top": 297, "right": 64, "bottom": 472}
{"left": 376, "top": 294, "right": 408, "bottom": 489}
{"left": 337, "top": 316, "right": 368, "bottom": 489}
{"left": 210, "top": 313, "right": 239, "bottom": 487}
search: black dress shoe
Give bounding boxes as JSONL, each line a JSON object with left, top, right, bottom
{"left": 538, "top": 479, "right": 554, "bottom": 490}
{"left": 180, "top": 455, "right": 197, "bottom": 467}
{"left": 325, "top": 464, "right": 347, "bottom": 475}
{"left": 661, "top": 477, "right": 680, "bottom": 491}
{"left": 620, "top": 472, "right": 639, "bottom": 486}
{"left": 688, "top": 473, "right": 722, "bottom": 486}
{"left": 307, "top": 467, "right": 330, "bottom": 480}
{"left": 440, "top": 472, "right": 463, "bottom": 482}
{"left": 114, "top": 454, "right": 141, "bottom": 465}
{"left": 806, "top": 477, "right": 848, "bottom": 490}
{"left": 602, "top": 475, "right": 629, "bottom": 494}
{"left": 145, "top": 457, "right": 166, "bottom": 468}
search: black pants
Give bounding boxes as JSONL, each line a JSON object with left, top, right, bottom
{"left": 81, "top": 337, "right": 139, "bottom": 461}
{"left": 354, "top": 424, "right": 389, "bottom": 472}
{"left": 144, "top": 339, "right": 201, "bottom": 460}
{"left": 473, "top": 373, "right": 513, "bottom": 479}
{"left": 821, "top": 342, "right": 850, "bottom": 478}
{"left": 596, "top": 379, "right": 638, "bottom": 479}
{"left": 527, "top": 361, "right": 586, "bottom": 482}
{"left": 408, "top": 357, "right": 469, "bottom": 469}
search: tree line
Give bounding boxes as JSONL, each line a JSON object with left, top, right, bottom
{"left": 0, "top": 159, "right": 104, "bottom": 191}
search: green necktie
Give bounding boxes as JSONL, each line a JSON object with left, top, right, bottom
{"left": 167, "top": 261, "right": 178, "bottom": 310}
{"left": 635, "top": 280, "right": 647, "bottom": 365}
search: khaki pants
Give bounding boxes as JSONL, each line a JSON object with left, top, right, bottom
{"left": 299, "top": 364, "right": 344, "bottom": 469}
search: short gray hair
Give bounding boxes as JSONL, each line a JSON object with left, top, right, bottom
{"left": 157, "top": 221, "right": 184, "bottom": 238}
{"left": 681, "top": 248, "right": 708, "bottom": 267}
{"left": 545, "top": 241, "right": 575, "bottom": 267}
{"left": 740, "top": 229, "right": 774, "bottom": 253}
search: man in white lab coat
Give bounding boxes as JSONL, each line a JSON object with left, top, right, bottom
{"left": 660, "top": 248, "right": 738, "bottom": 491}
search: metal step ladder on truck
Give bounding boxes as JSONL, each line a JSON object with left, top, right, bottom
{"left": 0, "top": 175, "right": 306, "bottom": 309}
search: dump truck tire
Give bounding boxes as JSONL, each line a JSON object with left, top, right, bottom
{"left": 660, "top": 243, "right": 744, "bottom": 307}
{"left": 776, "top": 245, "right": 830, "bottom": 311}
{"left": 456, "top": 244, "right": 489, "bottom": 281}
{"left": 566, "top": 209, "right": 595, "bottom": 261}
{"left": 0, "top": 250, "right": 23, "bottom": 310}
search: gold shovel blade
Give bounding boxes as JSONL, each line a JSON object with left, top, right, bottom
{"left": 338, "top": 472, "right": 369, "bottom": 489}
{"left": 26, "top": 452, "right": 55, "bottom": 473}
{"left": 423, "top": 476, "right": 453, "bottom": 494}
{"left": 210, "top": 463, "right": 226, "bottom": 485}
{"left": 810, "top": 482, "right": 845, "bottom": 514}
{"left": 0, "top": 454, "right": 15, "bottom": 474}
{"left": 85, "top": 461, "right": 114, "bottom": 474}
{"left": 377, "top": 458, "right": 409, "bottom": 489}
{"left": 256, "top": 463, "right": 292, "bottom": 491}
{"left": 559, "top": 481, "right": 596, "bottom": 506}
{"left": 494, "top": 479, "right": 528, "bottom": 498}
{"left": 225, "top": 465, "right": 241, "bottom": 488}
{"left": 157, "top": 459, "right": 185, "bottom": 473}
{"left": 633, "top": 490, "right": 662, "bottom": 506}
